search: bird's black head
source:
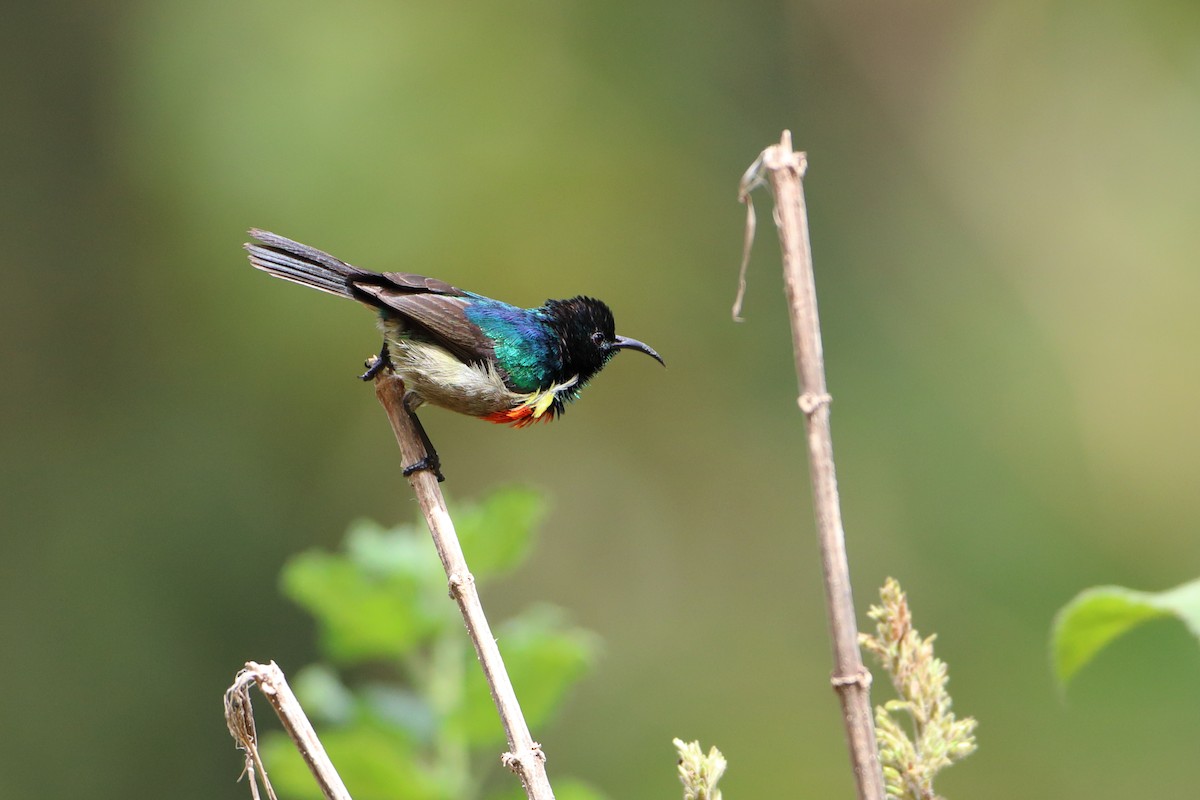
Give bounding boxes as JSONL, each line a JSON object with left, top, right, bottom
{"left": 543, "top": 296, "right": 665, "bottom": 387}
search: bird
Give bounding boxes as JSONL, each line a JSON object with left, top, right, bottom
{"left": 244, "top": 229, "right": 664, "bottom": 481}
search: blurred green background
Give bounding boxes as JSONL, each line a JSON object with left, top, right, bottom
{"left": 5, "top": 1, "right": 1200, "bottom": 797}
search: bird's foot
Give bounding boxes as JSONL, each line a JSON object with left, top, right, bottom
{"left": 360, "top": 357, "right": 387, "bottom": 381}
{"left": 359, "top": 342, "right": 392, "bottom": 381}
{"left": 402, "top": 454, "right": 445, "bottom": 483}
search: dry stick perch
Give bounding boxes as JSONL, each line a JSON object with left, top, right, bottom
{"left": 222, "top": 379, "right": 553, "bottom": 800}
{"left": 373, "top": 372, "right": 555, "bottom": 800}
{"left": 738, "top": 131, "right": 886, "bottom": 800}
{"left": 226, "top": 660, "right": 351, "bottom": 800}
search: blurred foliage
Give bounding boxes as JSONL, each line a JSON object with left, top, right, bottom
{"left": 862, "top": 579, "right": 977, "bottom": 800}
{"left": 1053, "top": 578, "right": 1200, "bottom": 689}
{"left": 262, "top": 487, "right": 602, "bottom": 800}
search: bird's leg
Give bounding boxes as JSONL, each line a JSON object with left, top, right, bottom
{"left": 359, "top": 340, "right": 391, "bottom": 381}
{"left": 401, "top": 395, "right": 445, "bottom": 482}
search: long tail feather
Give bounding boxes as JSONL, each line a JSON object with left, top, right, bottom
{"left": 244, "top": 230, "right": 362, "bottom": 299}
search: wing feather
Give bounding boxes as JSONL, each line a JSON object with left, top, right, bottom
{"left": 378, "top": 271, "right": 463, "bottom": 296}
{"left": 352, "top": 282, "right": 495, "bottom": 365}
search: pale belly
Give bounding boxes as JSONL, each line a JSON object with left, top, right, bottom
{"left": 387, "top": 338, "right": 521, "bottom": 417}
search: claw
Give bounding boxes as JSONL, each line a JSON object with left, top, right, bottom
{"left": 359, "top": 341, "right": 391, "bottom": 381}
{"left": 360, "top": 357, "right": 387, "bottom": 381}
{"left": 402, "top": 455, "right": 445, "bottom": 483}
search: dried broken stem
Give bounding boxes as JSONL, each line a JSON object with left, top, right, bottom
{"left": 225, "top": 660, "right": 350, "bottom": 800}
{"left": 739, "top": 131, "right": 886, "bottom": 800}
{"left": 373, "top": 373, "right": 555, "bottom": 800}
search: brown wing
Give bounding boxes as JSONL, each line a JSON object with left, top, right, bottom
{"left": 377, "top": 272, "right": 463, "bottom": 296}
{"left": 351, "top": 277, "right": 496, "bottom": 366}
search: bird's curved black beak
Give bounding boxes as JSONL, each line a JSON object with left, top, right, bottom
{"left": 612, "top": 335, "right": 665, "bottom": 366}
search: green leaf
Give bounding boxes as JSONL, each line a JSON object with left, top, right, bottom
{"left": 1052, "top": 578, "right": 1200, "bottom": 687}
{"left": 454, "top": 486, "right": 545, "bottom": 581}
{"left": 344, "top": 519, "right": 444, "bottom": 587}
{"left": 281, "top": 525, "right": 447, "bottom": 662}
{"left": 261, "top": 727, "right": 448, "bottom": 800}
{"left": 453, "top": 604, "right": 600, "bottom": 745}
{"left": 292, "top": 663, "right": 355, "bottom": 724}
{"left": 357, "top": 683, "right": 439, "bottom": 744}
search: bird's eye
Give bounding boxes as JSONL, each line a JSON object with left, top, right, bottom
{"left": 590, "top": 331, "right": 605, "bottom": 346}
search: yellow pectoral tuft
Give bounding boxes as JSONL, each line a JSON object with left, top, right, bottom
{"left": 484, "top": 377, "right": 578, "bottom": 427}
{"left": 531, "top": 388, "right": 558, "bottom": 418}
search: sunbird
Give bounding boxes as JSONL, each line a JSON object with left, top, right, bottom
{"left": 245, "top": 229, "right": 664, "bottom": 481}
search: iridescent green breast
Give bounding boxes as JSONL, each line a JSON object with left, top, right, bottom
{"left": 463, "top": 300, "right": 562, "bottom": 392}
